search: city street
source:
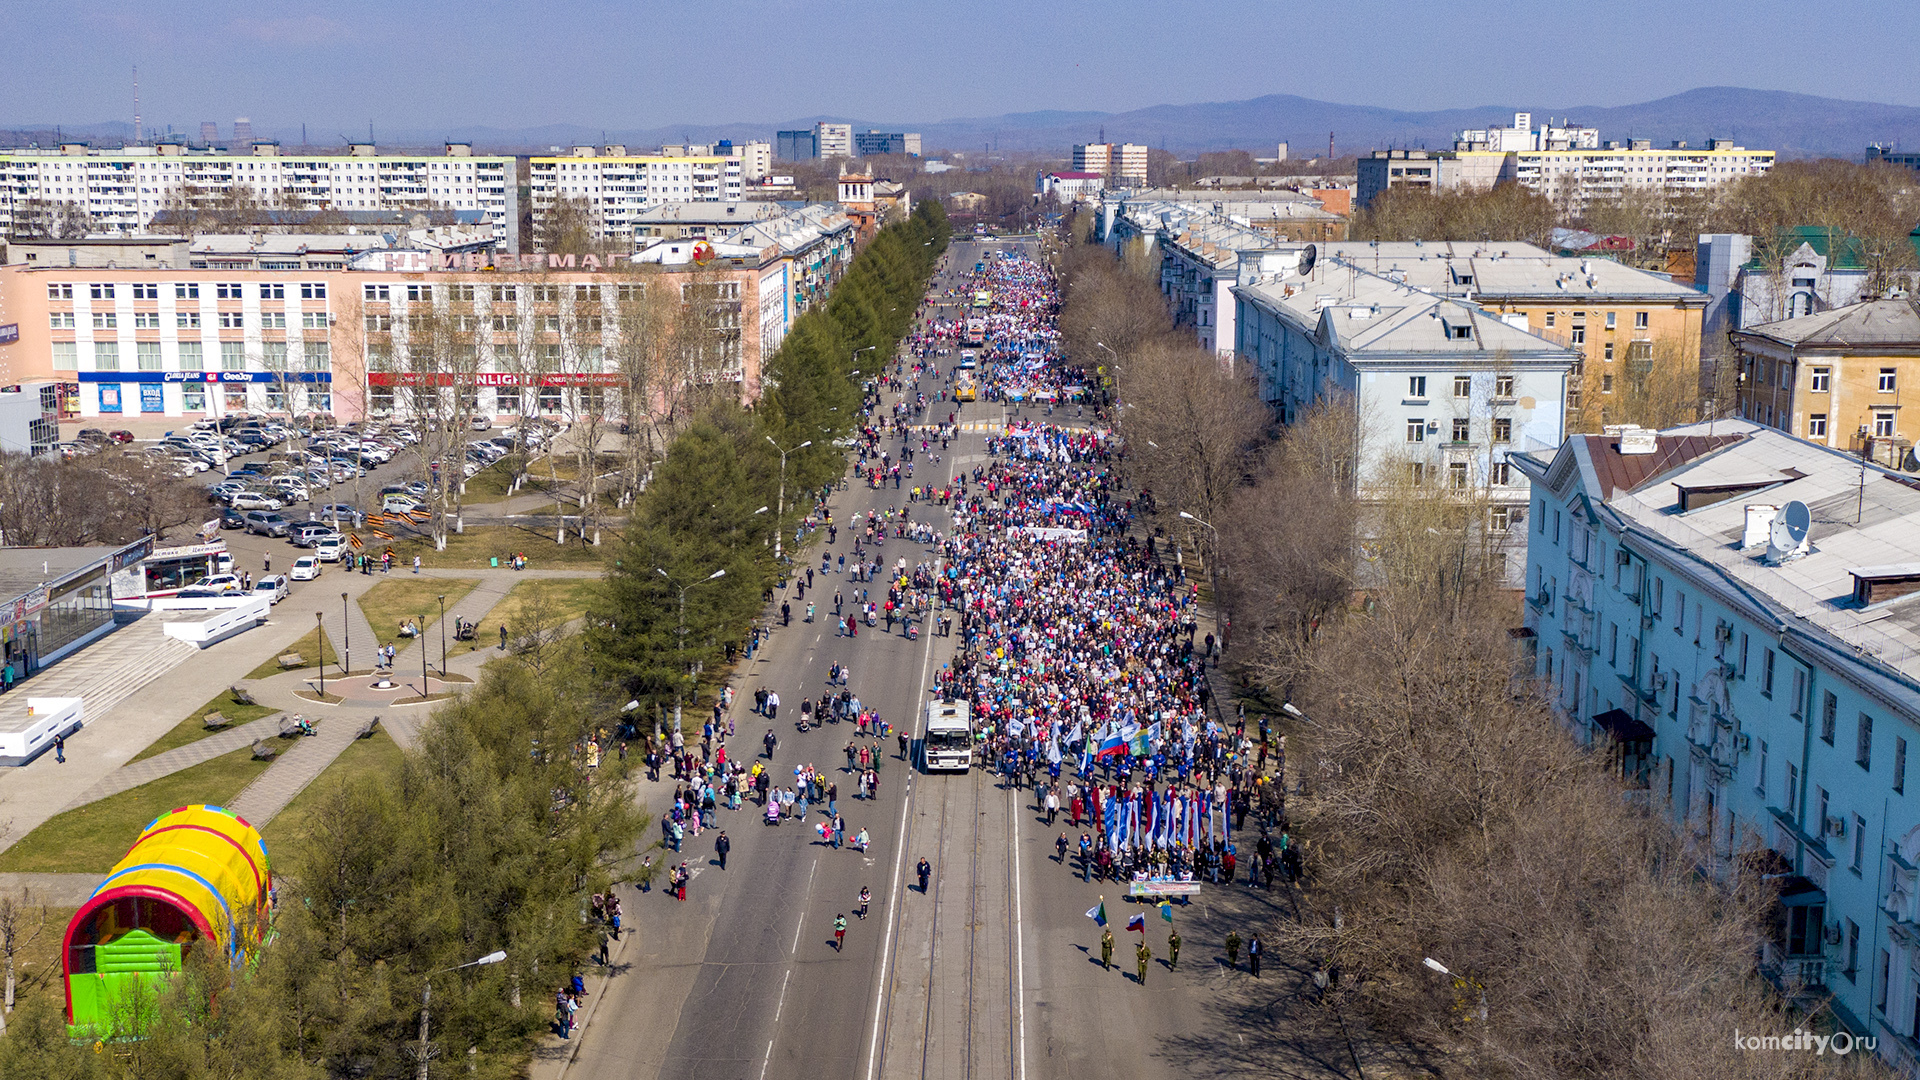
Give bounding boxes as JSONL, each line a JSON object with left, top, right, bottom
{"left": 559, "top": 241, "right": 1314, "bottom": 1080}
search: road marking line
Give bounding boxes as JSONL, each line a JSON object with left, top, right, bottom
{"left": 1013, "top": 785, "right": 1027, "bottom": 1080}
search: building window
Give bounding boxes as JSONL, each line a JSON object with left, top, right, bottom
{"left": 1898, "top": 737, "right": 1908, "bottom": 795}
{"left": 136, "top": 342, "right": 161, "bottom": 371}
{"left": 301, "top": 282, "right": 327, "bottom": 299}
{"left": 219, "top": 311, "right": 244, "bottom": 329}
{"left": 1880, "top": 368, "right": 1898, "bottom": 393}
{"left": 1762, "top": 649, "right": 1775, "bottom": 696}
{"left": 1408, "top": 376, "right": 1427, "bottom": 399}
{"left": 261, "top": 312, "right": 286, "bottom": 329}
{"left": 90, "top": 283, "right": 115, "bottom": 300}
{"left": 1757, "top": 740, "right": 1769, "bottom": 796}
{"left": 1876, "top": 411, "right": 1896, "bottom": 438}
{"left": 1601, "top": 373, "right": 1615, "bottom": 392}
{"left": 221, "top": 342, "right": 246, "bottom": 371}
{"left": 1853, "top": 817, "right": 1867, "bottom": 873}
{"left": 1448, "top": 461, "right": 1469, "bottom": 488}
{"left": 260, "top": 283, "right": 285, "bottom": 300}
{"left": 406, "top": 284, "right": 431, "bottom": 302}
{"left": 93, "top": 343, "right": 119, "bottom": 371}
{"left": 492, "top": 285, "right": 518, "bottom": 302}
{"left": 1544, "top": 312, "right": 1556, "bottom": 328}
{"left": 1811, "top": 367, "right": 1830, "bottom": 392}
{"left": 92, "top": 311, "right": 116, "bottom": 330}
{"left": 1494, "top": 374, "right": 1514, "bottom": 397}
{"left": 1859, "top": 713, "right": 1874, "bottom": 771}
{"left": 1786, "top": 763, "right": 1798, "bottom": 815}
{"left": 182, "top": 384, "right": 205, "bottom": 411}
{"left": 1634, "top": 311, "right": 1649, "bottom": 330}
{"left": 303, "top": 342, "right": 330, "bottom": 372}
{"left": 364, "top": 283, "right": 390, "bottom": 301}
{"left": 216, "top": 283, "right": 244, "bottom": 299}
{"left": 131, "top": 282, "right": 158, "bottom": 300}
{"left": 1406, "top": 419, "right": 1426, "bottom": 442}
{"left": 48, "top": 283, "right": 73, "bottom": 300}
{"left": 178, "top": 343, "right": 203, "bottom": 371}
{"left": 1605, "top": 311, "right": 1618, "bottom": 330}
{"left": 1453, "top": 374, "right": 1471, "bottom": 398}
{"left": 1490, "top": 505, "right": 1512, "bottom": 533}
{"left": 1808, "top": 414, "right": 1827, "bottom": 438}
{"left": 1451, "top": 418, "right": 1471, "bottom": 442}
{"left": 1408, "top": 462, "right": 1425, "bottom": 486}
{"left": 178, "top": 310, "right": 201, "bottom": 329}
{"left": 1570, "top": 323, "right": 1586, "bottom": 345}
{"left": 1490, "top": 461, "right": 1510, "bottom": 485}
{"left": 1603, "top": 342, "right": 1614, "bottom": 362}
{"left": 50, "top": 311, "right": 74, "bottom": 329}
{"left": 1822, "top": 691, "right": 1837, "bottom": 744}
{"left": 303, "top": 312, "right": 329, "bottom": 329}
{"left": 1878, "top": 951, "right": 1891, "bottom": 1013}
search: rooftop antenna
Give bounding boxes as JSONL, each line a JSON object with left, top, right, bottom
{"left": 132, "top": 65, "right": 140, "bottom": 144}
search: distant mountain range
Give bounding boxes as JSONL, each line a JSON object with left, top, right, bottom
{"left": 8, "top": 87, "right": 1916, "bottom": 160}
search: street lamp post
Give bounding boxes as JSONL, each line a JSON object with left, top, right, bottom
{"left": 764, "top": 436, "right": 811, "bottom": 563}
{"left": 415, "top": 950, "right": 507, "bottom": 1080}
{"left": 315, "top": 612, "right": 325, "bottom": 699}
{"left": 341, "top": 592, "right": 351, "bottom": 675}
{"left": 657, "top": 567, "right": 726, "bottom": 738}
{"left": 437, "top": 594, "right": 447, "bottom": 676}
{"left": 1423, "top": 956, "right": 1489, "bottom": 1024}
{"left": 419, "top": 612, "right": 429, "bottom": 693}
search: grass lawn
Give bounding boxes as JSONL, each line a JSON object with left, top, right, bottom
{"left": 244, "top": 625, "right": 333, "bottom": 680}
{"left": 374, "top": 525, "right": 614, "bottom": 572}
{"left": 0, "top": 746, "right": 273, "bottom": 874}
{"left": 130, "top": 688, "right": 281, "bottom": 763}
{"left": 449, "top": 578, "right": 598, "bottom": 656}
{"left": 358, "top": 576, "right": 479, "bottom": 650}
{"left": 261, "top": 728, "right": 404, "bottom": 848}
{"left": 455, "top": 456, "right": 525, "bottom": 504}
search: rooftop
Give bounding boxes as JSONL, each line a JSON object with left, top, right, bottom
{"left": 0, "top": 546, "right": 121, "bottom": 600}
{"left": 1525, "top": 419, "right": 1920, "bottom": 706}
{"left": 1738, "top": 298, "right": 1920, "bottom": 350}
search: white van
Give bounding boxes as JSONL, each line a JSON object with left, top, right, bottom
{"left": 923, "top": 698, "right": 973, "bottom": 772}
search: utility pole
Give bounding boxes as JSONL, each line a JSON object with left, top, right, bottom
{"left": 656, "top": 567, "right": 726, "bottom": 738}
{"left": 765, "top": 436, "right": 811, "bottom": 562}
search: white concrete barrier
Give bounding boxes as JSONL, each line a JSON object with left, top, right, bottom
{"left": 0, "top": 697, "right": 85, "bottom": 764}
{"left": 161, "top": 596, "right": 271, "bottom": 648}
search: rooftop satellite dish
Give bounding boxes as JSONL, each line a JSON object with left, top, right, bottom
{"left": 1768, "top": 499, "right": 1812, "bottom": 562}
{"left": 1297, "top": 243, "right": 1317, "bottom": 276}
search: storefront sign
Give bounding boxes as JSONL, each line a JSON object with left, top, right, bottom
{"left": 11, "top": 586, "right": 47, "bottom": 622}
{"left": 99, "top": 384, "right": 122, "bottom": 413}
{"left": 367, "top": 371, "right": 623, "bottom": 388}
{"left": 109, "top": 536, "right": 156, "bottom": 573}
{"left": 139, "top": 383, "right": 165, "bottom": 412}
{"left": 0, "top": 324, "right": 18, "bottom": 346}
{"left": 75, "top": 372, "right": 333, "bottom": 384}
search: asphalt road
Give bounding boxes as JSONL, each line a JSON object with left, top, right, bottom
{"left": 565, "top": 239, "right": 1318, "bottom": 1080}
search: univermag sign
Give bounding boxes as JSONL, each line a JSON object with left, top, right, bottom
{"left": 366, "top": 252, "right": 761, "bottom": 272}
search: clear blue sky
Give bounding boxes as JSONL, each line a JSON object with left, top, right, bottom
{"left": 14, "top": 0, "right": 1919, "bottom": 132}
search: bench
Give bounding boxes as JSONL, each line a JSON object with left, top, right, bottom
{"left": 278, "top": 715, "right": 316, "bottom": 739}
{"left": 229, "top": 685, "right": 258, "bottom": 707}
{"left": 202, "top": 712, "right": 230, "bottom": 731}
{"left": 277, "top": 653, "right": 305, "bottom": 669}
{"left": 251, "top": 740, "right": 278, "bottom": 762}
{"left": 355, "top": 716, "right": 381, "bottom": 739}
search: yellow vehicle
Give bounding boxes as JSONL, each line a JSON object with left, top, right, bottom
{"left": 955, "top": 376, "right": 978, "bottom": 402}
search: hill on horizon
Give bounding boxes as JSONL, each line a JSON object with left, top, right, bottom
{"left": 6, "top": 87, "right": 1914, "bottom": 161}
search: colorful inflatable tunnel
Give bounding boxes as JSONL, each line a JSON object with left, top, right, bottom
{"left": 61, "top": 805, "right": 271, "bottom": 1038}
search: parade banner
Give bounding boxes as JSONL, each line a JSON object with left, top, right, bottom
{"left": 1009, "top": 526, "right": 1087, "bottom": 543}
{"left": 1129, "top": 880, "right": 1202, "bottom": 897}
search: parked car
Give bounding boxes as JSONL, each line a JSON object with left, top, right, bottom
{"left": 243, "top": 510, "right": 292, "bottom": 537}
{"left": 253, "top": 574, "right": 290, "bottom": 603}
{"left": 471, "top": 416, "right": 493, "bottom": 430}
{"left": 316, "top": 503, "right": 358, "bottom": 524}
{"left": 382, "top": 494, "right": 425, "bottom": 514}
{"left": 288, "top": 522, "right": 335, "bottom": 547}
{"left": 230, "top": 491, "right": 285, "bottom": 512}
{"left": 107, "top": 430, "right": 135, "bottom": 444}
{"left": 219, "top": 507, "right": 246, "bottom": 530}
{"left": 314, "top": 537, "right": 346, "bottom": 563}
{"left": 289, "top": 557, "right": 322, "bottom": 582}
{"left": 199, "top": 574, "right": 244, "bottom": 594}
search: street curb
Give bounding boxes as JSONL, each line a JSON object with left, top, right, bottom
{"left": 542, "top": 911, "right": 635, "bottom": 1080}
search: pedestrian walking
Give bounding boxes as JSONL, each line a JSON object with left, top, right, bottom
{"left": 1168, "top": 929, "right": 1181, "bottom": 970}
{"left": 1248, "top": 933, "right": 1262, "bottom": 978}
{"left": 1100, "top": 928, "right": 1115, "bottom": 970}
{"left": 1225, "top": 930, "right": 1241, "bottom": 968}
{"left": 412, "top": 555, "right": 421, "bottom": 574}
{"left": 833, "top": 913, "right": 847, "bottom": 951}
{"left": 1136, "top": 941, "right": 1152, "bottom": 985}
{"left": 54, "top": 733, "right": 65, "bottom": 764}
{"left": 857, "top": 886, "right": 871, "bottom": 920}
{"left": 715, "top": 831, "right": 730, "bottom": 870}
{"left": 916, "top": 857, "right": 931, "bottom": 893}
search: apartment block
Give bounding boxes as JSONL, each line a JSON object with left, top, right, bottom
{"left": 526, "top": 146, "right": 745, "bottom": 245}
{"left": 0, "top": 141, "right": 516, "bottom": 244}
{"left": 1072, "top": 143, "right": 1147, "bottom": 186}
{"left": 815, "top": 124, "right": 853, "bottom": 159}
{"left": 1513, "top": 419, "right": 1920, "bottom": 1068}
{"left": 1733, "top": 298, "right": 1920, "bottom": 468}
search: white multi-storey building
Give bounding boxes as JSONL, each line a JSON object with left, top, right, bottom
{"left": 1514, "top": 419, "right": 1920, "bottom": 1070}
{"left": 0, "top": 141, "right": 516, "bottom": 242}
{"left": 526, "top": 146, "right": 745, "bottom": 245}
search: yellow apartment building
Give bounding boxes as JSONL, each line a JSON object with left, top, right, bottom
{"left": 1734, "top": 298, "right": 1920, "bottom": 467}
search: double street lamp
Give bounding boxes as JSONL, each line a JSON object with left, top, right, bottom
{"left": 765, "top": 436, "right": 811, "bottom": 562}
{"left": 657, "top": 567, "right": 726, "bottom": 737}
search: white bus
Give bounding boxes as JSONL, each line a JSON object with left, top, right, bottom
{"left": 923, "top": 698, "right": 973, "bottom": 772}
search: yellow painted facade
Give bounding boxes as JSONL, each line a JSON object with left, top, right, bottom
{"left": 1734, "top": 339, "right": 1920, "bottom": 460}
